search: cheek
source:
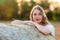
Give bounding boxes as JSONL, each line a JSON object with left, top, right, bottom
{"left": 33, "top": 16, "right": 35, "bottom": 20}
{"left": 32, "top": 16, "right": 36, "bottom": 21}
{"left": 40, "top": 16, "right": 42, "bottom": 19}
{"left": 39, "top": 16, "right": 43, "bottom": 20}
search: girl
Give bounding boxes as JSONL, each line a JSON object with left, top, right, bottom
{"left": 11, "top": 5, "right": 55, "bottom": 37}
{"left": 29, "top": 5, "right": 55, "bottom": 37}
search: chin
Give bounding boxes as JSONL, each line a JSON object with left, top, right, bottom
{"left": 35, "top": 21, "right": 41, "bottom": 24}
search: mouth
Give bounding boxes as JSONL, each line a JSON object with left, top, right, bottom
{"left": 36, "top": 19, "right": 39, "bottom": 21}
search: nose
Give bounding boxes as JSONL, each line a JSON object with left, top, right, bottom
{"left": 36, "top": 15, "right": 40, "bottom": 18}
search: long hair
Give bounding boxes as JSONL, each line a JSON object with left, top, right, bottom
{"left": 30, "top": 5, "right": 49, "bottom": 25}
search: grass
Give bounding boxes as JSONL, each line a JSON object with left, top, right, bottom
{"left": 50, "top": 21, "right": 60, "bottom": 40}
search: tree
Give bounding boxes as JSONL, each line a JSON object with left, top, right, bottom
{"left": 0, "top": 0, "right": 18, "bottom": 20}
{"left": 19, "top": 0, "right": 36, "bottom": 20}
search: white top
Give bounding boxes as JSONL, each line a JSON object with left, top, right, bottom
{"left": 45, "top": 23, "right": 55, "bottom": 37}
{"left": 24, "top": 21, "right": 55, "bottom": 37}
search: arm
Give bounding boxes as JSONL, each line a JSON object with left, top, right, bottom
{"left": 33, "top": 22, "right": 51, "bottom": 35}
{"left": 10, "top": 20, "right": 26, "bottom": 25}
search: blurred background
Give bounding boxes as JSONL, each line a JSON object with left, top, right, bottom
{"left": 0, "top": 0, "right": 60, "bottom": 40}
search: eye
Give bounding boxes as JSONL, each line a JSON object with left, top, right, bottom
{"left": 38, "top": 13, "right": 40, "bottom": 15}
{"left": 34, "top": 13, "right": 37, "bottom": 16}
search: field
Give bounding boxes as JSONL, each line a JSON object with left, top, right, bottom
{"left": 51, "top": 21, "right": 60, "bottom": 40}
{"left": 0, "top": 21, "right": 60, "bottom": 40}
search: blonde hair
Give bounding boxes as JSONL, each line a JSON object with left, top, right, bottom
{"left": 30, "top": 5, "right": 49, "bottom": 25}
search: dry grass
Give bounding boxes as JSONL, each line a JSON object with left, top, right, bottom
{"left": 50, "top": 21, "right": 60, "bottom": 40}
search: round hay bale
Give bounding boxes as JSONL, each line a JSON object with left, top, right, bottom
{"left": 0, "top": 24, "right": 55, "bottom": 40}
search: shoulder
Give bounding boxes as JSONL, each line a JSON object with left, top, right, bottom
{"left": 45, "top": 23, "right": 55, "bottom": 36}
{"left": 45, "top": 23, "right": 55, "bottom": 31}
{"left": 46, "top": 23, "right": 54, "bottom": 28}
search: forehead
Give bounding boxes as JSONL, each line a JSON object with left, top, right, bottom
{"left": 33, "top": 9, "right": 41, "bottom": 14}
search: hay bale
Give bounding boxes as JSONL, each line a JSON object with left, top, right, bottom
{"left": 0, "top": 24, "right": 55, "bottom": 40}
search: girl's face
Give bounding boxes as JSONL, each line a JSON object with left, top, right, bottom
{"left": 33, "top": 9, "right": 42, "bottom": 24}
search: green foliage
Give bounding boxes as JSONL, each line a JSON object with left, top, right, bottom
{"left": 0, "top": 0, "right": 18, "bottom": 20}
{"left": 19, "top": 0, "right": 36, "bottom": 20}
{"left": 0, "top": 0, "right": 60, "bottom": 21}
{"left": 46, "top": 11, "right": 53, "bottom": 20}
{"left": 40, "top": 0, "right": 49, "bottom": 9}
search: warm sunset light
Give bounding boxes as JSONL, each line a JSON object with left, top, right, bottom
{"left": 16, "top": 0, "right": 21, "bottom": 3}
{"left": 25, "top": 0, "right": 31, "bottom": 2}
{"left": 33, "top": 0, "right": 41, "bottom": 4}
{"left": 17, "top": 0, "right": 31, "bottom": 2}
{"left": 0, "top": 0, "right": 60, "bottom": 39}
{"left": 48, "top": 0, "right": 60, "bottom": 11}
{"left": 48, "top": 0, "right": 60, "bottom": 3}
{"left": 52, "top": 0, "right": 60, "bottom": 3}
{"left": 16, "top": 0, "right": 60, "bottom": 11}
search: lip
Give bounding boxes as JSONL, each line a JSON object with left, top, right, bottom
{"left": 36, "top": 19, "right": 39, "bottom": 21}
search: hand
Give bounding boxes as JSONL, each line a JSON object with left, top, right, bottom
{"left": 27, "top": 22, "right": 35, "bottom": 27}
{"left": 11, "top": 20, "right": 25, "bottom": 25}
{"left": 32, "top": 22, "right": 42, "bottom": 27}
